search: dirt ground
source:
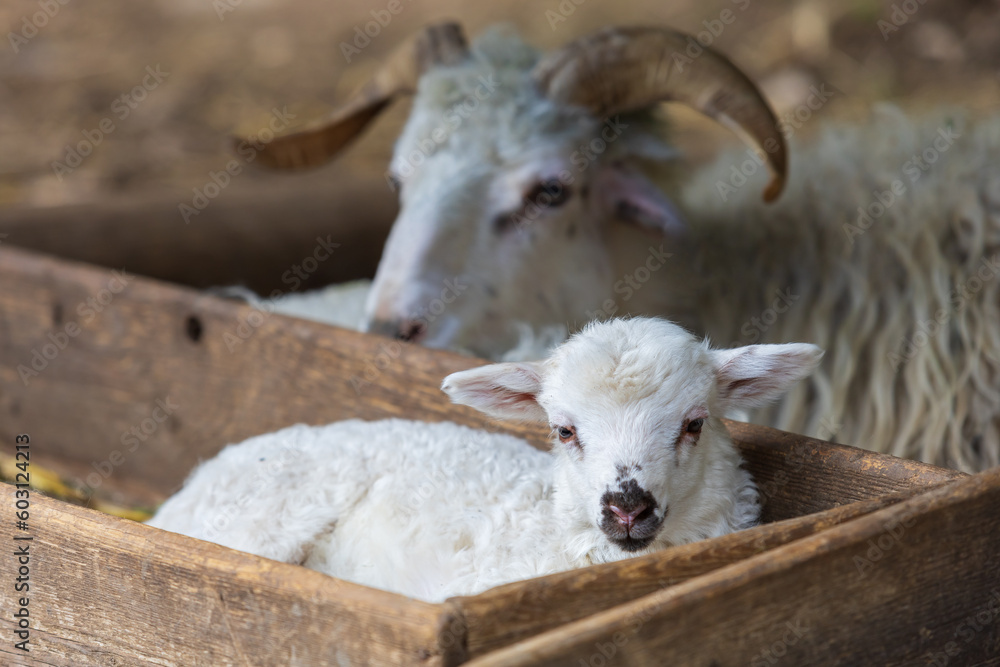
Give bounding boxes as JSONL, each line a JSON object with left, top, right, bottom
{"left": 1, "top": 0, "right": 998, "bottom": 215}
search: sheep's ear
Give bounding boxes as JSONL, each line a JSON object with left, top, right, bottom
{"left": 712, "top": 343, "right": 823, "bottom": 409}
{"left": 441, "top": 362, "right": 547, "bottom": 422}
{"left": 593, "top": 163, "right": 686, "bottom": 237}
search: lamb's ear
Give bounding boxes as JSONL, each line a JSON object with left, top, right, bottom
{"left": 593, "top": 163, "right": 686, "bottom": 237}
{"left": 441, "top": 362, "right": 547, "bottom": 422}
{"left": 712, "top": 343, "right": 823, "bottom": 410}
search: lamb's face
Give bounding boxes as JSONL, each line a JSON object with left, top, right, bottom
{"left": 538, "top": 321, "right": 718, "bottom": 554}
{"left": 442, "top": 317, "right": 823, "bottom": 560}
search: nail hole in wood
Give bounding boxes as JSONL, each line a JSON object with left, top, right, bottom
{"left": 185, "top": 315, "right": 203, "bottom": 343}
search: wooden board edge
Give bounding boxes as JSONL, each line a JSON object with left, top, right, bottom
{"left": 464, "top": 468, "right": 1000, "bottom": 666}
{"left": 725, "top": 419, "right": 966, "bottom": 484}
{"left": 449, "top": 481, "right": 942, "bottom": 658}
{"left": 0, "top": 484, "right": 463, "bottom": 666}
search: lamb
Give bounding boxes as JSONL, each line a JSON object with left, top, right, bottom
{"left": 245, "top": 23, "right": 1000, "bottom": 472}
{"left": 147, "top": 318, "right": 821, "bottom": 601}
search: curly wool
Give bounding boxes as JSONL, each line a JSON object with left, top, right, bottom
{"left": 680, "top": 107, "right": 1000, "bottom": 471}
{"left": 147, "top": 417, "right": 759, "bottom": 602}
{"left": 149, "top": 318, "right": 789, "bottom": 602}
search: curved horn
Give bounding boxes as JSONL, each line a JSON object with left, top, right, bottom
{"left": 534, "top": 27, "right": 787, "bottom": 202}
{"left": 241, "top": 22, "right": 468, "bottom": 170}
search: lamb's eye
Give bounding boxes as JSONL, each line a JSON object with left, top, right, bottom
{"left": 686, "top": 418, "right": 705, "bottom": 434}
{"left": 557, "top": 426, "right": 576, "bottom": 441}
{"left": 526, "top": 179, "right": 571, "bottom": 209}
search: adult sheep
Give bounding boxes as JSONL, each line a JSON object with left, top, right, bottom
{"left": 247, "top": 23, "right": 1000, "bottom": 471}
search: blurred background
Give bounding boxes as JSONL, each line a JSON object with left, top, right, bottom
{"left": 1, "top": 0, "right": 998, "bottom": 290}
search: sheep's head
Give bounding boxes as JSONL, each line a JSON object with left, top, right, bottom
{"left": 442, "top": 318, "right": 822, "bottom": 559}
{"left": 367, "top": 36, "right": 662, "bottom": 353}
{"left": 245, "top": 23, "right": 786, "bottom": 357}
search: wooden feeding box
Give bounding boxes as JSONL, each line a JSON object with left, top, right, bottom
{"left": 1, "top": 244, "right": 997, "bottom": 666}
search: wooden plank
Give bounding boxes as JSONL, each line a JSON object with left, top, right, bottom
{"left": 0, "top": 244, "right": 534, "bottom": 499}
{"left": 0, "top": 486, "right": 463, "bottom": 666}
{"left": 726, "top": 420, "right": 964, "bottom": 522}
{"left": 447, "top": 483, "right": 944, "bottom": 659}
{"left": 465, "top": 468, "right": 1000, "bottom": 666}
{"left": 0, "top": 245, "right": 961, "bottom": 507}
{"left": 0, "top": 170, "right": 393, "bottom": 293}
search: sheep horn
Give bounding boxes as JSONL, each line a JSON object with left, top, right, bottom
{"left": 534, "top": 27, "right": 787, "bottom": 202}
{"left": 240, "top": 22, "right": 468, "bottom": 170}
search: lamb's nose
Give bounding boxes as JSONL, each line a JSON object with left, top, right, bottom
{"left": 609, "top": 503, "right": 651, "bottom": 531}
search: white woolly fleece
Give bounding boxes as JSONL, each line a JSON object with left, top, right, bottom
{"left": 146, "top": 318, "right": 814, "bottom": 602}
{"left": 678, "top": 107, "right": 1000, "bottom": 472}
{"left": 147, "top": 418, "right": 757, "bottom": 602}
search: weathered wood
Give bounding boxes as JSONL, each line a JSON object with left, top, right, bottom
{"left": 725, "top": 420, "right": 964, "bottom": 522}
{"left": 0, "top": 244, "right": 529, "bottom": 500}
{"left": 0, "top": 485, "right": 463, "bottom": 667}
{"left": 447, "top": 483, "right": 948, "bottom": 659}
{"left": 0, "top": 170, "right": 394, "bottom": 294}
{"left": 466, "top": 468, "right": 1000, "bottom": 666}
{"left": 0, "top": 246, "right": 960, "bottom": 512}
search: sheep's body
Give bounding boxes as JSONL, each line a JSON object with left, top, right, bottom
{"left": 212, "top": 280, "right": 372, "bottom": 331}
{"left": 673, "top": 109, "right": 1000, "bottom": 471}
{"left": 148, "top": 420, "right": 566, "bottom": 601}
{"left": 270, "top": 278, "right": 371, "bottom": 330}
{"left": 148, "top": 418, "right": 756, "bottom": 602}
{"left": 149, "top": 317, "right": 825, "bottom": 602}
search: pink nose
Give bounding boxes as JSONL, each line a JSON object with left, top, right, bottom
{"left": 609, "top": 503, "right": 650, "bottom": 531}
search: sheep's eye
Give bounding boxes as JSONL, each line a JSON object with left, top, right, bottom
{"left": 557, "top": 426, "right": 576, "bottom": 441}
{"left": 495, "top": 180, "right": 573, "bottom": 235}
{"left": 387, "top": 173, "right": 402, "bottom": 192}
{"left": 525, "top": 179, "right": 571, "bottom": 209}
{"left": 686, "top": 418, "right": 705, "bottom": 434}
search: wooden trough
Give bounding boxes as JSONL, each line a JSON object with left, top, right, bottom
{"left": 0, "top": 244, "right": 997, "bottom": 666}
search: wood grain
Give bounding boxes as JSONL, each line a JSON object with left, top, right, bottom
{"left": 725, "top": 420, "right": 964, "bottom": 522}
{"left": 0, "top": 172, "right": 394, "bottom": 294}
{"left": 0, "top": 244, "right": 522, "bottom": 500}
{"left": 448, "top": 483, "right": 951, "bottom": 659}
{"left": 466, "top": 468, "right": 1000, "bottom": 666}
{"left": 0, "top": 485, "right": 464, "bottom": 666}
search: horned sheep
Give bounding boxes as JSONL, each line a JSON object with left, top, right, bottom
{"left": 147, "top": 318, "right": 821, "bottom": 601}
{"left": 249, "top": 23, "right": 1000, "bottom": 472}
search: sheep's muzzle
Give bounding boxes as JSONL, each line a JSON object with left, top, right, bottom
{"left": 600, "top": 479, "right": 663, "bottom": 552}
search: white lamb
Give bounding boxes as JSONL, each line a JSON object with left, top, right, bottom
{"left": 148, "top": 318, "right": 821, "bottom": 601}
